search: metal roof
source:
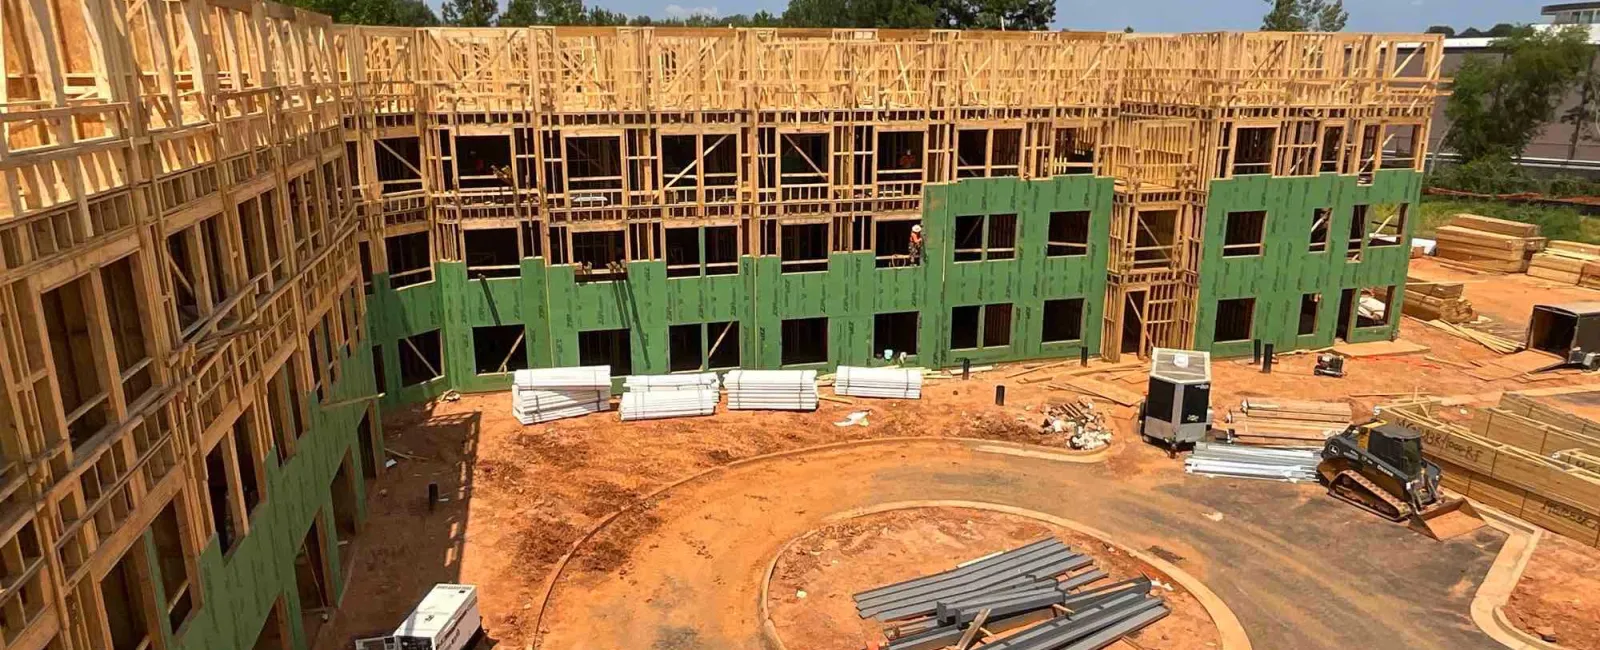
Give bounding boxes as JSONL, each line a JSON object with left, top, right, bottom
{"left": 1149, "top": 348, "right": 1210, "bottom": 384}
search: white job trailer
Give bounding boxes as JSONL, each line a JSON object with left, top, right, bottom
{"left": 355, "top": 584, "right": 481, "bottom": 650}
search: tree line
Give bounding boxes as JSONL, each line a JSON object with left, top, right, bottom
{"left": 298, "top": 0, "right": 1348, "bottom": 31}
{"left": 286, "top": 0, "right": 1058, "bottom": 29}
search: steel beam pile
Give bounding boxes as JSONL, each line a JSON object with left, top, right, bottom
{"left": 1184, "top": 441, "right": 1321, "bottom": 482}
{"left": 854, "top": 538, "right": 1167, "bottom": 650}
{"left": 835, "top": 366, "right": 924, "bottom": 399}
{"left": 725, "top": 370, "right": 819, "bottom": 411}
{"left": 511, "top": 366, "right": 612, "bottom": 424}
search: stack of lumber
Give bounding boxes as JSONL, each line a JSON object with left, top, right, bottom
{"left": 1490, "top": 392, "right": 1600, "bottom": 455}
{"left": 511, "top": 366, "right": 611, "bottom": 424}
{"left": 1378, "top": 399, "right": 1600, "bottom": 548}
{"left": 617, "top": 372, "right": 721, "bottom": 421}
{"left": 1401, "top": 278, "right": 1474, "bottom": 323}
{"left": 1416, "top": 319, "right": 1523, "bottom": 354}
{"left": 835, "top": 366, "right": 924, "bottom": 399}
{"left": 1432, "top": 214, "right": 1545, "bottom": 272}
{"left": 725, "top": 369, "right": 818, "bottom": 411}
{"left": 1222, "top": 397, "right": 1351, "bottom": 447}
{"left": 619, "top": 389, "right": 719, "bottom": 421}
{"left": 623, "top": 372, "right": 720, "bottom": 392}
{"left": 1528, "top": 240, "right": 1600, "bottom": 284}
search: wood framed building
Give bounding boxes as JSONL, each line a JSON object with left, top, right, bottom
{"left": 0, "top": 4, "right": 1442, "bottom": 648}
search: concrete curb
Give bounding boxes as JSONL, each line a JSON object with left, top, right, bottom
{"left": 755, "top": 501, "right": 1251, "bottom": 650}
{"left": 530, "top": 436, "right": 1108, "bottom": 648}
{"left": 1473, "top": 505, "right": 1568, "bottom": 650}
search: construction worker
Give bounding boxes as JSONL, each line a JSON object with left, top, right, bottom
{"left": 908, "top": 224, "right": 924, "bottom": 265}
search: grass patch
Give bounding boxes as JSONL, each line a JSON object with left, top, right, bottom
{"left": 1416, "top": 198, "right": 1600, "bottom": 243}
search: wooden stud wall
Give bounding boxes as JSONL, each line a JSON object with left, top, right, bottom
{"left": 0, "top": 0, "right": 365, "bottom": 648}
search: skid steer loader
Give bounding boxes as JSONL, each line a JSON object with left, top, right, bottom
{"left": 1318, "top": 422, "right": 1485, "bottom": 540}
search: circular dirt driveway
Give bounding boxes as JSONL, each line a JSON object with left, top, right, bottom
{"left": 536, "top": 438, "right": 1507, "bottom": 650}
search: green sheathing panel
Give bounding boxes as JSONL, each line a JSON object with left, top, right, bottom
{"left": 1194, "top": 169, "right": 1421, "bottom": 357}
{"left": 366, "top": 175, "right": 1112, "bottom": 406}
{"left": 921, "top": 176, "right": 1113, "bottom": 367}
{"left": 172, "top": 344, "right": 382, "bottom": 650}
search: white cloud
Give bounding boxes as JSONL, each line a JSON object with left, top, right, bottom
{"left": 664, "top": 3, "right": 719, "bottom": 18}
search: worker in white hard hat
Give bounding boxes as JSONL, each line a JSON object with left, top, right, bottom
{"left": 908, "top": 224, "right": 924, "bottom": 265}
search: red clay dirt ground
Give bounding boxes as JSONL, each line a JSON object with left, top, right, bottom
{"left": 317, "top": 263, "right": 1600, "bottom": 650}
{"left": 767, "top": 507, "right": 1218, "bottom": 650}
{"left": 1504, "top": 533, "right": 1600, "bottom": 650}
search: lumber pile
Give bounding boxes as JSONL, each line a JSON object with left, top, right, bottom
{"left": 619, "top": 372, "right": 720, "bottom": 421}
{"left": 1401, "top": 278, "right": 1474, "bottom": 324}
{"left": 1222, "top": 397, "right": 1351, "bottom": 447}
{"left": 1489, "top": 393, "right": 1600, "bottom": 456}
{"left": 1432, "top": 214, "right": 1545, "bottom": 272}
{"left": 725, "top": 369, "right": 819, "bottom": 411}
{"left": 1529, "top": 240, "right": 1600, "bottom": 285}
{"left": 1378, "top": 399, "right": 1600, "bottom": 548}
{"left": 835, "top": 366, "right": 924, "bottom": 399}
{"left": 1416, "top": 319, "right": 1522, "bottom": 354}
{"left": 1555, "top": 450, "right": 1600, "bottom": 473}
{"left": 511, "top": 366, "right": 612, "bottom": 424}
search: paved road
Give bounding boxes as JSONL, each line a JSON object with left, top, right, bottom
{"left": 537, "top": 439, "right": 1506, "bottom": 650}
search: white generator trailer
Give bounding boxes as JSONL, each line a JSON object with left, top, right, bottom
{"left": 355, "top": 584, "right": 481, "bottom": 650}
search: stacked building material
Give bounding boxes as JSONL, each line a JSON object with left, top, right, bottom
{"left": 622, "top": 372, "right": 720, "bottom": 392}
{"left": 619, "top": 389, "right": 719, "bottom": 421}
{"left": 1529, "top": 240, "right": 1600, "bottom": 285}
{"left": 856, "top": 538, "right": 1166, "bottom": 650}
{"left": 1402, "top": 278, "right": 1474, "bottom": 324}
{"left": 1380, "top": 400, "right": 1600, "bottom": 548}
{"left": 1184, "top": 442, "right": 1321, "bottom": 482}
{"left": 724, "top": 369, "right": 818, "bottom": 411}
{"left": 511, "top": 366, "right": 611, "bottom": 424}
{"left": 1433, "top": 214, "right": 1545, "bottom": 272}
{"left": 1221, "top": 397, "right": 1351, "bottom": 447}
{"left": 835, "top": 366, "right": 924, "bottom": 399}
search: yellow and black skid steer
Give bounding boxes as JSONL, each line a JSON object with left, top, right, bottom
{"left": 1318, "top": 421, "right": 1485, "bottom": 540}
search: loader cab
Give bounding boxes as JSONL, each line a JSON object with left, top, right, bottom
{"left": 1367, "top": 424, "right": 1424, "bottom": 479}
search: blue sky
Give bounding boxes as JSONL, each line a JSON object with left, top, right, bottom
{"left": 436, "top": 0, "right": 1543, "bottom": 31}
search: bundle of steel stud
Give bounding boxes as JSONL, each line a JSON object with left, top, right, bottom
{"left": 852, "top": 537, "right": 1168, "bottom": 650}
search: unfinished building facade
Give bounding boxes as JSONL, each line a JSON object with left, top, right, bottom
{"left": 347, "top": 27, "right": 1443, "bottom": 405}
{"left": 0, "top": 4, "right": 1441, "bottom": 648}
{"left": 1, "top": 1, "right": 378, "bottom": 649}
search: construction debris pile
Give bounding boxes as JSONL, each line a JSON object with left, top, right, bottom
{"left": 1221, "top": 397, "right": 1351, "bottom": 447}
{"left": 835, "top": 366, "right": 924, "bottom": 399}
{"left": 511, "top": 366, "right": 611, "bottom": 424}
{"left": 1433, "top": 213, "right": 1545, "bottom": 273}
{"left": 619, "top": 372, "right": 720, "bottom": 421}
{"left": 1529, "top": 240, "right": 1600, "bottom": 286}
{"left": 1040, "top": 399, "right": 1113, "bottom": 451}
{"left": 1402, "top": 278, "right": 1474, "bottom": 324}
{"left": 1184, "top": 442, "right": 1321, "bottom": 483}
{"left": 725, "top": 369, "right": 819, "bottom": 411}
{"left": 854, "top": 538, "right": 1168, "bottom": 650}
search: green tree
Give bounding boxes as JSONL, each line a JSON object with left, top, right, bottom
{"left": 1445, "top": 26, "right": 1593, "bottom": 162}
{"left": 1425, "top": 25, "right": 1455, "bottom": 37}
{"left": 1260, "top": 0, "right": 1346, "bottom": 32}
{"left": 1562, "top": 53, "right": 1600, "bottom": 166}
{"left": 442, "top": 0, "right": 497, "bottom": 26}
{"left": 499, "top": 0, "right": 585, "bottom": 25}
{"left": 942, "top": 0, "right": 1054, "bottom": 30}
